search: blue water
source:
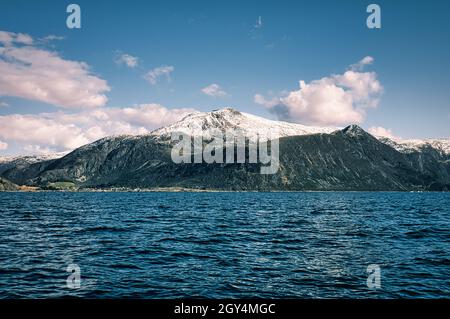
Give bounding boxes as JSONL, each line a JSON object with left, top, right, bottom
{"left": 0, "top": 192, "right": 449, "bottom": 298}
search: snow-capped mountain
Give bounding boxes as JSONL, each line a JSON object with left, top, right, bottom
{"left": 151, "top": 107, "right": 450, "bottom": 155}
{"left": 151, "top": 107, "right": 338, "bottom": 140}
{"left": 1, "top": 107, "right": 449, "bottom": 191}
{"left": 0, "top": 153, "right": 66, "bottom": 164}
{"left": 0, "top": 152, "right": 67, "bottom": 176}
{"left": 376, "top": 137, "right": 450, "bottom": 155}
{"left": 2, "top": 108, "right": 448, "bottom": 164}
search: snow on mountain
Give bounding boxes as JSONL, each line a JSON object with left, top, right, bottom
{"left": 151, "top": 107, "right": 338, "bottom": 141}
{"left": 1, "top": 108, "right": 447, "bottom": 163}
{"left": 151, "top": 107, "right": 450, "bottom": 155}
{"left": 0, "top": 152, "right": 68, "bottom": 176}
{"left": 377, "top": 137, "right": 450, "bottom": 155}
{"left": 0, "top": 152, "right": 67, "bottom": 164}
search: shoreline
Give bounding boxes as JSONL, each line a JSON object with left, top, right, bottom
{"left": 0, "top": 187, "right": 448, "bottom": 193}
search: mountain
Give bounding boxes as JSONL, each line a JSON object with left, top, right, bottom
{"left": 151, "top": 107, "right": 337, "bottom": 140}
{"left": 0, "top": 153, "right": 66, "bottom": 175}
{"left": 377, "top": 137, "right": 450, "bottom": 156}
{"left": 0, "top": 177, "right": 19, "bottom": 191}
{"left": 1, "top": 108, "right": 449, "bottom": 191}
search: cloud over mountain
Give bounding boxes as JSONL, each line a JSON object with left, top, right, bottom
{"left": 0, "top": 104, "right": 195, "bottom": 154}
{"left": 255, "top": 56, "right": 382, "bottom": 126}
{"left": 368, "top": 126, "right": 400, "bottom": 139}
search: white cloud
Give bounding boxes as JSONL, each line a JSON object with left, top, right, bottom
{"left": 201, "top": 84, "right": 227, "bottom": 97}
{"left": 0, "top": 101, "right": 9, "bottom": 107}
{"left": 0, "top": 104, "right": 195, "bottom": 154}
{"left": 22, "top": 144, "right": 56, "bottom": 155}
{"left": 254, "top": 94, "right": 279, "bottom": 108}
{"left": 15, "top": 33, "right": 33, "bottom": 45}
{"left": 0, "top": 114, "right": 90, "bottom": 150}
{"left": 255, "top": 57, "right": 383, "bottom": 126}
{"left": 0, "top": 140, "right": 7, "bottom": 150}
{"left": 0, "top": 31, "right": 33, "bottom": 45}
{"left": 0, "top": 32, "right": 13, "bottom": 45}
{"left": 0, "top": 30, "right": 110, "bottom": 109}
{"left": 144, "top": 65, "right": 174, "bottom": 85}
{"left": 350, "top": 56, "right": 374, "bottom": 71}
{"left": 368, "top": 126, "right": 399, "bottom": 140}
{"left": 114, "top": 53, "right": 139, "bottom": 68}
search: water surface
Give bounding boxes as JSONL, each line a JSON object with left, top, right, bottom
{"left": 0, "top": 192, "right": 449, "bottom": 298}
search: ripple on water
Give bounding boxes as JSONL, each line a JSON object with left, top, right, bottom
{"left": 0, "top": 191, "right": 449, "bottom": 298}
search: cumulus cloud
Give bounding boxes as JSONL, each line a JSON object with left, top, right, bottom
{"left": 114, "top": 53, "right": 139, "bottom": 68}
{"left": 255, "top": 56, "right": 382, "bottom": 126}
{"left": 0, "top": 30, "right": 110, "bottom": 109}
{"left": 0, "top": 114, "right": 90, "bottom": 150}
{"left": 0, "top": 140, "right": 8, "bottom": 150}
{"left": 201, "top": 84, "right": 227, "bottom": 97}
{"left": 144, "top": 65, "right": 174, "bottom": 85}
{"left": 368, "top": 126, "right": 400, "bottom": 140}
{"left": 0, "top": 104, "right": 195, "bottom": 154}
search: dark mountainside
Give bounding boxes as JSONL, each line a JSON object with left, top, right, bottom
{"left": 1, "top": 124, "right": 449, "bottom": 191}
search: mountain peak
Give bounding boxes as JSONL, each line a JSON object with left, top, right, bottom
{"left": 151, "top": 108, "right": 337, "bottom": 140}
{"left": 342, "top": 124, "right": 368, "bottom": 137}
{"left": 211, "top": 107, "right": 242, "bottom": 115}
{"left": 177, "top": 107, "right": 243, "bottom": 123}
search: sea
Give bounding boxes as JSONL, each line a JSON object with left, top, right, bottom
{"left": 0, "top": 192, "right": 449, "bottom": 298}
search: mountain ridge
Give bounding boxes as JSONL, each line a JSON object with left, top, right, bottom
{"left": 1, "top": 108, "right": 449, "bottom": 160}
{"left": 1, "top": 108, "right": 449, "bottom": 191}
{"left": 150, "top": 107, "right": 338, "bottom": 141}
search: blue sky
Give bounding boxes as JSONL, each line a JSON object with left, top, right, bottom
{"left": 0, "top": 0, "right": 449, "bottom": 155}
